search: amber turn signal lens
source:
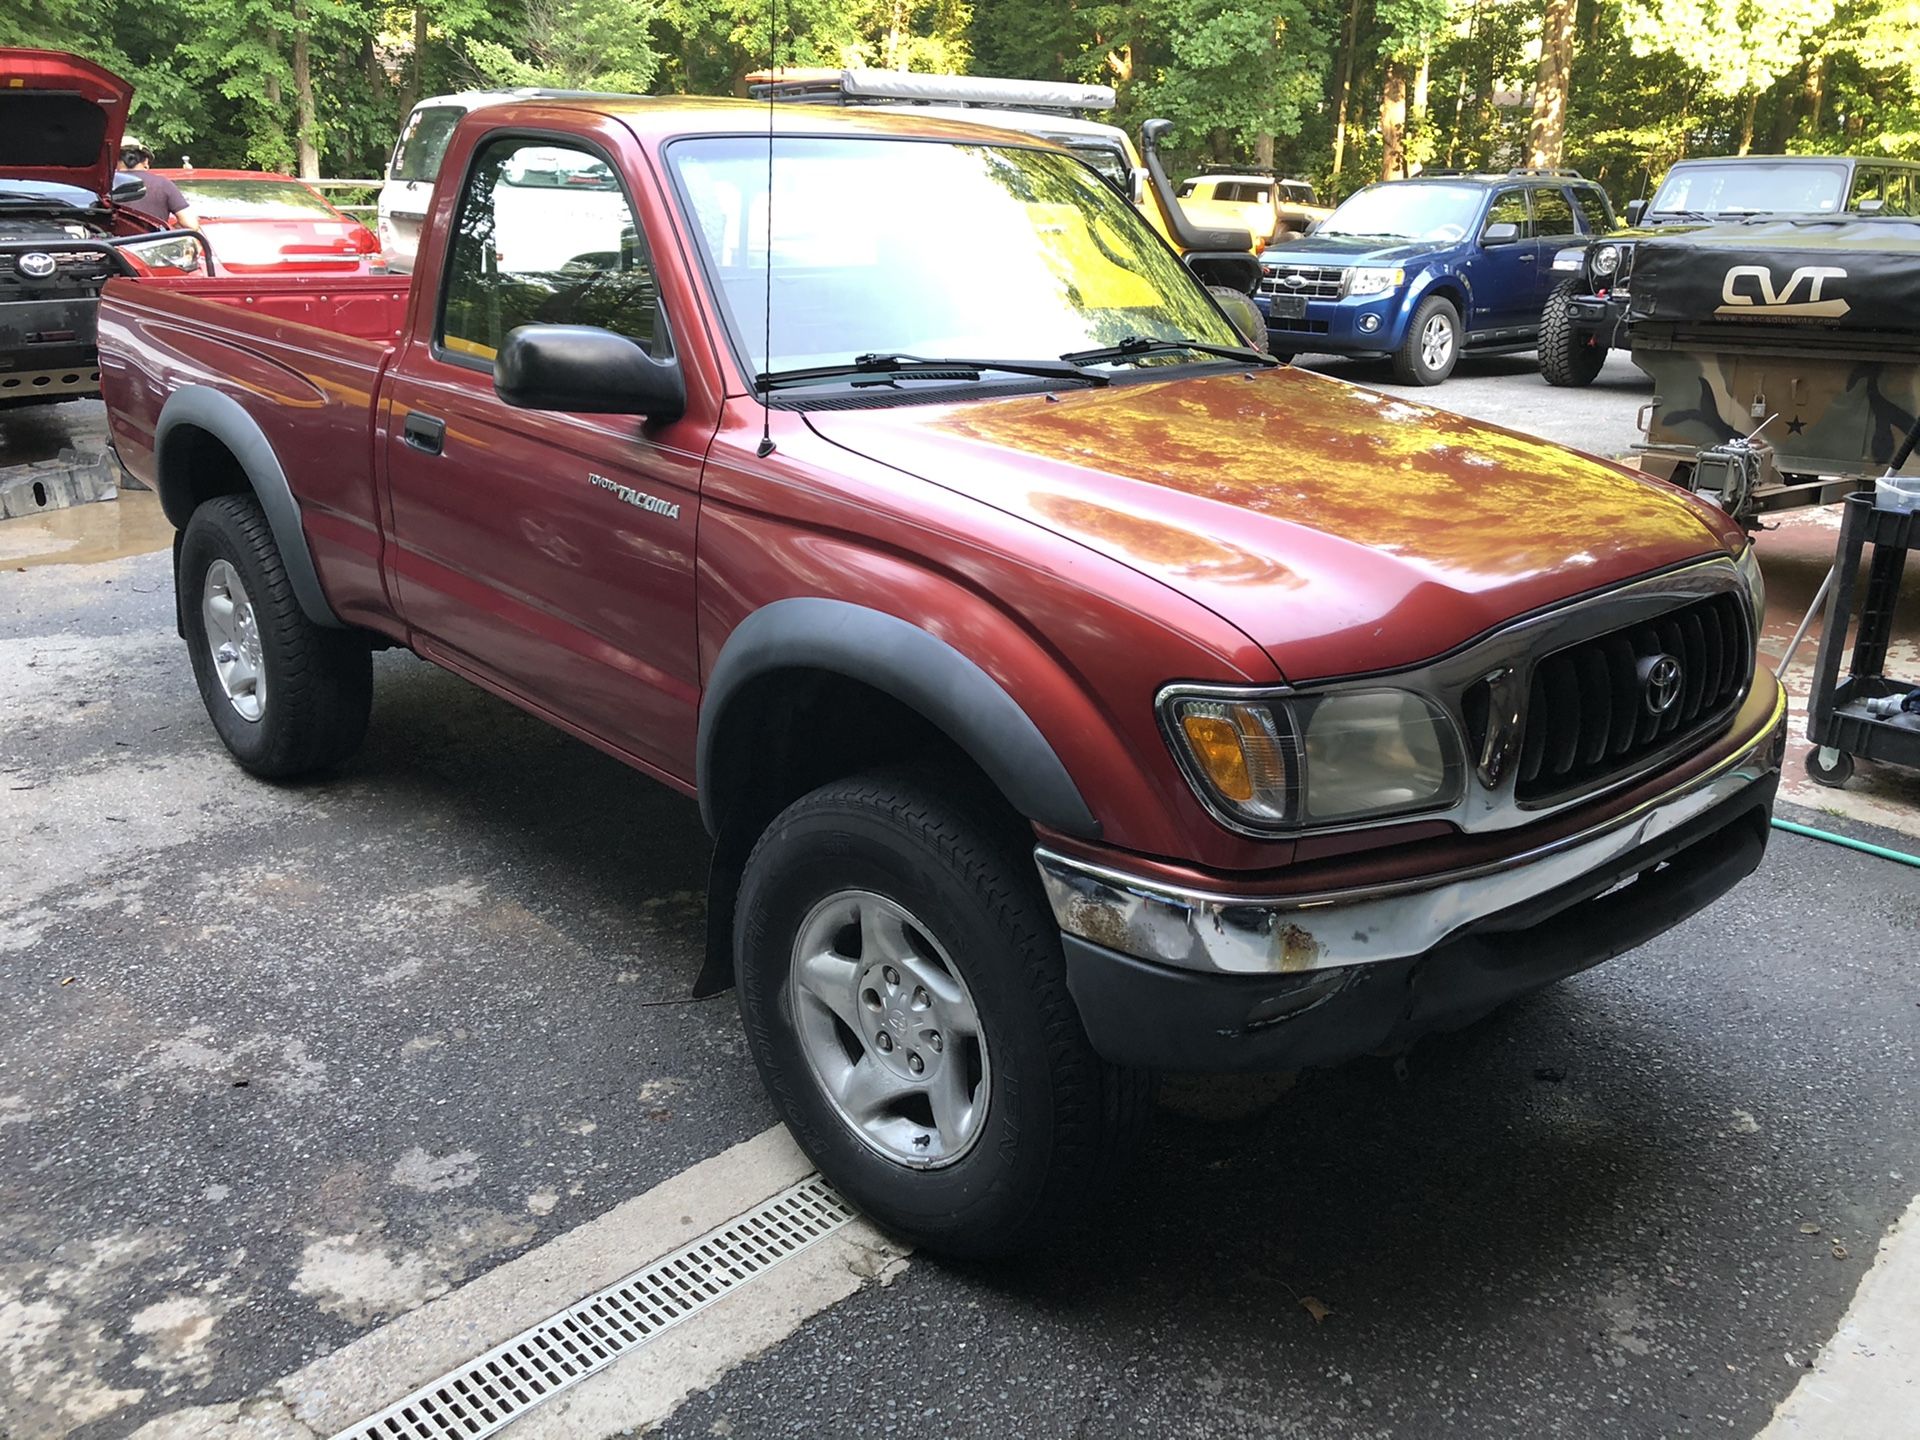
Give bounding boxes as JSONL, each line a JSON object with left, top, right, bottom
{"left": 1181, "top": 712, "right": 1255, "bottom": 802}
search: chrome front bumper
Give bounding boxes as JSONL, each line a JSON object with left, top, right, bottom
{"left": 1037, "top": 678, "right": 1787, "bottom": 977}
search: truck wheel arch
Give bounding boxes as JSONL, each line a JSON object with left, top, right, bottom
{"left": 153, "top": 387, "right": 343, "bottom": 629}
{"left": 691, "top": 599, "right": 1102, "bottom": 998}
{"left": 697, "top": 598, "right": 1100, "bottom": 841}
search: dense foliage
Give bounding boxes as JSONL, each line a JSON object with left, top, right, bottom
{"left": 5, "top": 0, "right": 1915, "bottom": 198}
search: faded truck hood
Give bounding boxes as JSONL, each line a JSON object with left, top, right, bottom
{"left": 804, "top": 367, "right": 1738, "bottom": 680}
{"left": 0, "top": 48, "right": 134, "bottom": 198}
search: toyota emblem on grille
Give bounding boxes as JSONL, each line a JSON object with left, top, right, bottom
{"left": 1641, "top": 653, "right": 1683, "bottom": 715}
{"left": 18, "top": 252, "right": 57, "bottom": 279}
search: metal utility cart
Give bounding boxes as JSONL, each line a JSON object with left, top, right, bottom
{"left": 1805, "top": 494, "right": 1920, "bottom": 786}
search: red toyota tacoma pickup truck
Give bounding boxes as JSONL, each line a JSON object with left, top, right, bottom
{"left": 99, "top": 97, "right": 1784, "bottom": 1256}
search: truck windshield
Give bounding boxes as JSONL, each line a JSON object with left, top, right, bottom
{"left": 667, "top": 135, "right": 1239, "bottom": 379}
{"left": 1649, "top": 161, "right": 1849, "bottom": 217}
{"left": 390, "top": 105, "right": 465, "bottom": 183}
{"left": 1318, "top": 183, "right": 1482, "bottom": 241}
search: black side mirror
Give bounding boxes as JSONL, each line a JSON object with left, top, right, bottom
{"left": 1625, "top": 198, "right": 1647, "bottom": 226}
{"left": 1481, "top": 220, "right": 1521, "bottom": 244}
{"left": 111, "top": 175, "right": 147, "bottom": 204}
{"left": 495, "top": 324, "right": 685, "bottom": 420}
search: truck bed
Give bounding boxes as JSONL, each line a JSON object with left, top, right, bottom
{"left": 97, "top": 271, "right": 413, "bottom": 633}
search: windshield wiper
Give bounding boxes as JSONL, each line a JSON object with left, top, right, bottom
{"left": 757, "top": 352, "right": 1108, "bottom": 391}
{"left": 1059, "top": 335, "right": 1277, "bottom": 368}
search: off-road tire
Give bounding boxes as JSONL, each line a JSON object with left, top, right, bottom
{"left": 1391, "top": 295, "right": 1460, "bottom": 386}
{"left": 734, "top": 770, "right": 1154, "bottom": 1258}
{"left": 180, "top": 494, "right": 372, "bottom": 779}
{"left": 1539, "top": 278, "right": 1607, "bottom": 387}
{"left": 1208, "top": 284, "right": 1270, "bottom": 354}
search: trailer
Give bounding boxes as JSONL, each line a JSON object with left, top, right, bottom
{"left": 1627, "top": 217, "right": 1920, "bottom": 522}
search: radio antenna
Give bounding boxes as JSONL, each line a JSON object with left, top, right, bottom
{"left": 756, "top": 0, "right": 777, "bottom": 459}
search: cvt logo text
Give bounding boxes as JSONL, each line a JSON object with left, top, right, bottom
{"left": 1716, "top": 264, "right": 1850, "bottom": 319}
{"left": 588, "top": 473, "right": 680, "bottom": 520}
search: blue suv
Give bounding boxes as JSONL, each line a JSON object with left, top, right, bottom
{"left": 1254, "top": 170, "right": 1617, "bottom": 385}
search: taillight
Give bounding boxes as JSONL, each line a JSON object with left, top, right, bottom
{"left": 352, "top": 226, "right": 379, "bottom": 254}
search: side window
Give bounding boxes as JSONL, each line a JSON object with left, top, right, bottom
{"left": 1572, "top": 185, "right": 1615, "bottom": 232}
{"left": 1531, "top": 187, "right": 1577, "bottom": 238}
{"left": 1847, "top": 167, "right": 1886, "bottom": 211}
{"left": 1483, "top": 188, "right": 1529, "bottom": 238}
{"left": 439, "top": 135, "right": 666, "bottom": 365}
{"left": 1883, "top": 170, "right": 1913, "bottom": 216}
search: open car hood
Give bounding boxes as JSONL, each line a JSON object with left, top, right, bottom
{"left": 0, "top": 48, "right": 134, "bottom": 199}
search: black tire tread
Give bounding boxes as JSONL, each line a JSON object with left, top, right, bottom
{"left": 182, "top": 495, "right": 371, "bottom": 779}
{"left": 739, "top": 769, "right": 1153, "bottom": 1256}
{"left": 1392, "top": 294, "right": 1459, "bottom": 386}
{"left": 1539, "top": 277, "right": 1607, "bottom": 387}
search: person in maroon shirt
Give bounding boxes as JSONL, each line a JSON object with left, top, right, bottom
{"left": 117, "top": 140, "right": 198, "bottom": 228}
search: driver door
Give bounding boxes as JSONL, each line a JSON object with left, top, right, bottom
{"left": 382, "top": 132, "right": 707, "bottom": 779}
{"left": 1468, "top": 187, "right": 1538, "bottom": 338}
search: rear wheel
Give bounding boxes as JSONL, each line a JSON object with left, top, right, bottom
{"left": 1391, "top": 296, "right": 1459, "bottom": 386}
{"left": 734, "top": 771, "right": 1152, "bottom": 1258}
{"left": 180, "top": 495, "right": 372, "bottom": 779}
{"left": 1539, "top": 278, "right": 1607, "bottom": 387}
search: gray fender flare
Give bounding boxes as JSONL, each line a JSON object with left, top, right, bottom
{"left": 697, "top": 598, "right": 1100, "bottom": 839}
{"left": 155, "top": 386, "right": 343, "bottom": 628}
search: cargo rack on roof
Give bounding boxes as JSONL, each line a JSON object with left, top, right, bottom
{"left": 1419, "top": 166, "right": 1585, "bottom": 178}
{"left": 745, "top": 69, "right": 1116, "bottom": 114}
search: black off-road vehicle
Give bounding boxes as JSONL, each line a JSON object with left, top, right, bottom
{"left": 1538, "top": 154, "right": 1920, "bottom": 386}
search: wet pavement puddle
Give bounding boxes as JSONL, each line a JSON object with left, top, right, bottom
{"left": 0, "top": 490, "right": 174, "bottom": 569}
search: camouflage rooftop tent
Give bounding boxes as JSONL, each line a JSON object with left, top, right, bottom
{"left": 1627, "top": 218, "right": 1920, "bottom": 336}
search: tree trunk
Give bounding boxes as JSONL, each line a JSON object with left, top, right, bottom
{"left": 293, "top": 5, "right": 319, "bottom": 178}
{"left": 1380, "top": 61, "right": 1407, "bottom": 180}
{"left": 1766, "top": 70, "right": 1799, "bottom": 152}
{"left": 1806, "top": 55, "right": 1826, "bottom": 133}
{"left": 1329, "top": 0, "right": 1364, "bottom": 180}
{"left": 1411, "top": 46, "right": 1430, "bottom": 171}
{"left": 1526, "top": 0, "right": 1578, "bottom": 168}
{"left": 1736, "top": 89, "right": 1758, "bottom": 155}
{"left": 1255, "top": 132, "right": 1275, "bottom": 167}
{"left": 402, "top": 6, "right": 428, "bottom": 113}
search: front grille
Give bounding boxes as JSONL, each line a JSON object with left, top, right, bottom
{"left": 1268, "top": 316, "right": 1331, "bottom": 335}
{"left": 1258, "top": 264, "right": 1346, "bottom": 300}
{"left": 0, "top": 249, "right": 113, "bottom": 288}
{"left": 1505, "top": 592, "right": 1751, "bottom": 802}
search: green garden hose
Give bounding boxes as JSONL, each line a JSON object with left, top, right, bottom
{"left": 1772, "top": 816, "right": 1920, "bottom": 868}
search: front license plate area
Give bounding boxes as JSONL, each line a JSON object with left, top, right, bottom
{"left": 1269, "top": 294, "right": 1308, "bottom": 319}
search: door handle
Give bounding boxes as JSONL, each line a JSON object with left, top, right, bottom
{"left": 403, "top": 412, "right": 445, "bottom": 455}
{"left": 1519, "top": 253, "right": 1536, "bottom": 262}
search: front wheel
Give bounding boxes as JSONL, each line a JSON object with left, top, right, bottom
{"left": 734, "top": 772, "right": 1152, "bottom": 1258}
{"left": 1392, "top": 296, "right": 1460, "bottom": 386}
{"left": 1539, "top": 278, "right": 1607, "bottom": 387}
{"left": 180, "top": 495, "right": 372, "bottom": 779}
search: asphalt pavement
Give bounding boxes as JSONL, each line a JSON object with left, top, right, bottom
{"left": 1, "top": 364, "right": 1916, "bottom": 1439}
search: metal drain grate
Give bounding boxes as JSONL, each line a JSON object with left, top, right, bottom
{"left": 331, "top": 1175, "right": 856, "bottom": 1440}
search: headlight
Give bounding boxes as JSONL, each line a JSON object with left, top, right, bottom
{"left": 1735, "top": 543, "right": 1766, "bottom": 645}
{"left": 1162, "top": 687, "right": 1464, "bottom": 831}
{"left": 1343, "top": 266, "right": 1404, "bottom": 298}
{"left": 1590, "top": 244, "right": 1620, "bottom": 279}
